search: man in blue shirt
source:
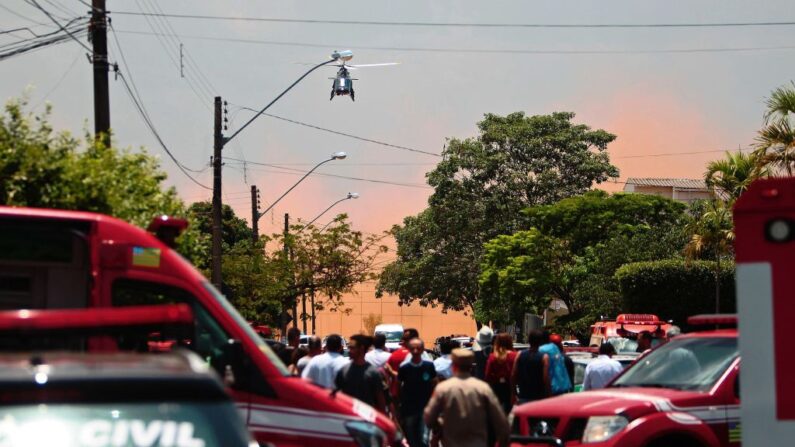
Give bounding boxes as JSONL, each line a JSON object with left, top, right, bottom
{"left": 398, "top": 338, "right": 438, "bottom": 447}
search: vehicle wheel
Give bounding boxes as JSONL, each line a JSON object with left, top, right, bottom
{"left": 646, "top": 435, "right": 704, "bottom": 447}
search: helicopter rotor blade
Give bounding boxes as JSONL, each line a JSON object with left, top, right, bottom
{"left": 346, "top": 62, "right": 400, "bottom": 68}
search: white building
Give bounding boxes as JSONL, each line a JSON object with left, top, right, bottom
{"left": 623, "top": 178, "right": 712, "bottom": 204}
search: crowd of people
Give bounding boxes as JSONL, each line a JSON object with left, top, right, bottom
{"left": 270, "top": 325, "right": 633, "bottom": 447}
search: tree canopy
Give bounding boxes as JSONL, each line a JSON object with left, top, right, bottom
{"left": 377, "top": 112, "right": 619, "bottom": 316}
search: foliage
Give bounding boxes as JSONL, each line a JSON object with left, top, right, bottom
{"left": 615, "top": 259, "right": 736, "bottom": 329}
{"left": 704, "top": 150, "right": 766, "bottom": 203}
{"left": 754, "top": 81, "right": 795, "bottom": 175}
{"left": 221, "top": 239, "right": 288, "bottom": 323}
{"left": 378, "top": 112, "right": 619, "bottom": 316}
{"left": 185, "top": 201, "right": 253, "bottom": 271}
{"left": 477, "top": 191, "right": 687, "bottom": 337}
{"left": 683, "top": 200, "right": 735, "bottom": 263}
{"left": 0, "top": 98, "right": 185, "bottom": 227}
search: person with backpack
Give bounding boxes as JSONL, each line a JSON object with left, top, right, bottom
{"left": 539, "top": 331, "right": 572, "bottom": 396}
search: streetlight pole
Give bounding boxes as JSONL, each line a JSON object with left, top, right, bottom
{"left": 211, "top": 51, "right": 350, "bottom": 288}
{"left": 302, "top": 193, "right": 360, "bottom": 231}
{"left": 251, "top": 152, "right": 348, "bottom": 241}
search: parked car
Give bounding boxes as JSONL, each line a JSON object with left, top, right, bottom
{"left": 511, "top": 315, "right": 740, "bottom": 447}
{"left": 571, "top": 354, "right": 638, "bottom": 392}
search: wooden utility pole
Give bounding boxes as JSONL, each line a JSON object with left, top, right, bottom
{"left": 251, "top": 185, "right": 260, "bottom": 242}
{"left": 211, "top": 97, "right": 223, "bottom": 289}
{"left": 90, "top": 0, "right": 110, "bottom": 146}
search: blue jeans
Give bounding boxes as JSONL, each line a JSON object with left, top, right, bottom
{"left": 401, "top": 411, "right": 427, "bottom": 447}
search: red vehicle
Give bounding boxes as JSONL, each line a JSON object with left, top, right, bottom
{"left": 587, "top": 314, "right": 672, "bottom": 354}
{"left": 511, "top": 315, "right": 740, "bottom": 447}
{"left": 0, "top": 206, "right": 398, "bottom": 446}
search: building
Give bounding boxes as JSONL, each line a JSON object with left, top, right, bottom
{"left": 623, "top": 178, "right": 712, "bottom": 204}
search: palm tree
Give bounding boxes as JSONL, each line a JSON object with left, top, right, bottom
{"left": 684, "top": 200, "right": 735, "bottom": 313}
{"left": 754, "top": 82, "right": 795, "bottom": 175}
{"left": 704, "top": 150, "right": 766, "bottom": 203}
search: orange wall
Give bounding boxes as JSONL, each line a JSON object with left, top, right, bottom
{"left": 310, "top": 282, "right": 477, "bottom": 344}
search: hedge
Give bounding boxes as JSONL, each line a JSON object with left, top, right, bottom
{"left": 614, "top": 259, "right": 735, "bottom": 329}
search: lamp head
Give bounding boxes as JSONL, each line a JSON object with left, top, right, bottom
{"left": 331, "top": 50, "right": 354, "bottom": 62}
{"left": 347, "top": 192, "right": 360, "bottom": 199}
{"left": 332, "top": 151, "right": 347, "bottom": 160}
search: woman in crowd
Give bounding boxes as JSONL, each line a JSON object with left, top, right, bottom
{"left": 485, "top": 333, "right": 517, "bottom": 413}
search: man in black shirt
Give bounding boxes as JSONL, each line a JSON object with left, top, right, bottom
{"left": 398, "top": 338, "right": 437, "bottom": 447}
{"left": 335, "top": 334, "right": 386, "bottom": 413}
{"left": 512, "top": 330, "right": 551, "bottom": 404}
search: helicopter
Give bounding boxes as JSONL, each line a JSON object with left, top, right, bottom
{"left": 326, "top": 50, "right": 398, "bottom": 101}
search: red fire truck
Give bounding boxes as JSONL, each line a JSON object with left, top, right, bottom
{"left": 0, "top": 206, "right": 399, "bottom": 447}
{"left": 587, "top": 314, "right": 672, "bottom": 353}
{"left": 511, "top": 314, "right": 740, "bottom": 447}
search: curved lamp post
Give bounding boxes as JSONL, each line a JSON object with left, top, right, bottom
{"left": 302, "top": 192, "right": 360, "bottom": 231}
{"left": 253, "top": 152, "right": 347, "bottom": 236}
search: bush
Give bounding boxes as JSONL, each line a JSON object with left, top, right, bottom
{"left": 615, "top": 259, "right": 735, "bottom": 329}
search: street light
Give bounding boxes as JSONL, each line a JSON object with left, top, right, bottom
{"left": 301, "top": 193, "right": 360, "bottom": 232}
{"left": 251, "top": 152, "right": 347, "bottom": 240}
{"left": 210, "top": 50, "right": 352, "bottom": 289}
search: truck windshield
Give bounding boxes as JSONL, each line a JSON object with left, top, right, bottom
{"left": 378, "top": 331, "right": 403, "bottom": 343}
{"left": 0, "top": 402, "right": 250, "bottom": 447}
{"left": 611, "top": 337, "right": 738, "bottom": 392}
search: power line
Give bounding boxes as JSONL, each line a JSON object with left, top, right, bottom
{"left": 32, "top": 48, "right": 81, "bottom": 109}
{"left": 231, "top": 104, "right": 441, "bottom": 158}
{"left": 116, "top": 71, "right": 212, "bottom": 190}
{"left": 26, "top": 0, "right": 91, "bottom": 52}
{"left": 108, "top": 11, "right": 795, "bottom": 29}
{"left": 113, "top": 29, "right": 795, "bottom": 56}
{"left": 613, "top": 147, "right": 754, "bottom": 159}
{"left": 224, "top": 157, "right": 432, "bottom": 189}
{"left": 0, "top": 4, "right": 49, "bottom": 26}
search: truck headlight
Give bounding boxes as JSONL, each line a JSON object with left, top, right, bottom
{"left": 345, "top": 421, "right": 387, "bottom": 447}
{"left": 582, "top": 416, "right": 628, "bottom": 443}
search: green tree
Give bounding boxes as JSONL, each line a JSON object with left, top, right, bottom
{"left": 704, "top": 150, "right": 765, "bottom": 203}
{"left": 185, "top": 201, "right": 253, "bottom": 271}
{"left": 683, "top": 200, "right": 734, "bottom": 313}
{"left": 378, "top": 112, "right": 619, "bottom": 317}
{"left": 0, "top": 98, "right": 185, "bottom": 227}
{"left": 478, "top": 191, "right": 687, "bottom": 336}
{"left": 754, "top": 81, "right": 795, "bottom": 174}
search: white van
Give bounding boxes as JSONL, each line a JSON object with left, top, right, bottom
{"left": 373, "top": 324, "right": 404, "bottom": 352}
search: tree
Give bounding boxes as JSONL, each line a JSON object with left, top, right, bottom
{"left": 477, "top": 191, "right": 687, "bottom": 336}
{"left": 705, "top": 150, "right": 766, "bottom": 202}
{"left": 683, "top": 200, "right": 734, "bottom": 313}
{"left": 615, "top": 259, "right": 736, "bottom": 329}
{"left": 185, "top": 201, "right": 253, "bottom": 271}
{"left": 754, "top": 82, "right": 795, "bottom": 174}
{"left": 0, "top": 98, "right": 185, "bottom": 227}
{"left": 378, "top": 112, "right": 619, "bottom": 317}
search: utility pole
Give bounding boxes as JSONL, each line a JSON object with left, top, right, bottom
{"left": 251, "top": 185, "right": 260, "bottom": 242}
{"left": 211, "top": 97, "right": 223, "bottom": 289}
{"left": 90, "top": 0, "right": 110, "bottom": 146}
{"left": 282, "top": 213, "right": 292, "bottom": 336}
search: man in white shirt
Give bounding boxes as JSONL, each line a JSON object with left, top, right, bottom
{"left": 365, "top": 333, "right": 392, "bottom": 368}
{"left": 583, "top": 343, "right": 624, "bottom": 390}
{"left": 296, "top": 336, "right": 322, "bottom": 376}
{"left": 433, "top": 338, "right": 457, "bottom": 380}
{"left": 302, "top": 334, "right": 350, "bottom": 388}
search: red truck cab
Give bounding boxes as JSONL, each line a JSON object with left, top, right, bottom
{"left": 587, "top": 314, "right": 672, "bottom": 354}
{"left": 511, "top": 315, "right": 740, "bottom": 447}
{"left": 0, "top": 206, "right": 398, "bottom": 446}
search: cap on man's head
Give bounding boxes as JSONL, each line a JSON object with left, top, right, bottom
{"left": 451, "top": 348, "right": 475, "bottom": 367}
{"left": 476, "top": 326, "right": 494, "bottom": 345}
{"left": 549, "top": 334, "right": 563, "bottom": 344}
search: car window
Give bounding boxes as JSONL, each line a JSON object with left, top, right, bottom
{"left": 612, "top": 337, "right": 738, "bottom": 391}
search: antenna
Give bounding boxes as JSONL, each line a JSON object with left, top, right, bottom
{"left": 179, "top": 43, "right": 184, "bottom": 78}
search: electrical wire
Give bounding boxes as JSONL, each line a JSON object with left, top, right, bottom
{"left": 112, "top": 29, "right": 795, "bottom": 56}
{"left": 32, "top": 48, "right": 81, "bottom": 109}
{"left": 107, "top": 11, "right": 795, "bottom": 29}
{"left": 0, "top": 4, "right": 49, "bottom": 26}
{"left": 116, "top": 71, "right": 212, "bottom": 190}
{"left": 224, "top": 157, "right": 432, "bottom": 189}
{"left": 26, "top": 0, "right": 91, "bottom": 52}
{"left": 231, "top": 104, "right": 441, "bottom": 158}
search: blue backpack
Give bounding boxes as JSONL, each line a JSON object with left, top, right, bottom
{"left": 539, "top": 343, "right": 572, "bottom": 395}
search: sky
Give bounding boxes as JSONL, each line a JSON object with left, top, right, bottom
{"left": 3, "top": 0, "right": 795, "bottom": 237}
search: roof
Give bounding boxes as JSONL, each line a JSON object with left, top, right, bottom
{"left": 625, "top": 178, "right": 710, "bottom": 190}
{"left": 0, "top": 351, "right": 228, "bottom": 403}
